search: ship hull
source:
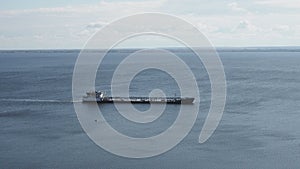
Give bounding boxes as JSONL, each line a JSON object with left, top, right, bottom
{"left": 82, "top": 96, "right": 194, "bottom": 104}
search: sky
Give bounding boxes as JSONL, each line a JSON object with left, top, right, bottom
{"left": 0, "top": 0, "right": 300, "bottom": 49}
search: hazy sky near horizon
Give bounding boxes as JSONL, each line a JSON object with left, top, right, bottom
{"left": 1, "top": 0, "right": 300, "bottom": 49}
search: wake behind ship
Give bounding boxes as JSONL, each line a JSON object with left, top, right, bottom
{"left": 83, "top": 91, "right": 194, "bottom": 104}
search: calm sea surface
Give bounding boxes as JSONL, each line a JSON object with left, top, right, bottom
{"left": 1, "top": 49, "right": 300, "bottom": 168}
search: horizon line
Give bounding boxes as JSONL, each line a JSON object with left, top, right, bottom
{"left": 1, "top": 46, "right": 300, "bottom": 51}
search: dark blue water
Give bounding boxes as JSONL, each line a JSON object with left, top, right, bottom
{"left": 1, "top": 49, "right": 300, "bottom": 168}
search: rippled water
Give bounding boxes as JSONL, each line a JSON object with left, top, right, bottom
{"left": 1, "top": 49, "right": 300, "bottom": 168}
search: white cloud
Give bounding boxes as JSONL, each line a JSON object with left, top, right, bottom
{"left": 76, "top": 21, "right": 108, "bottom": 37}
{"left": 234, "top": 20, "right": 261, "bottom": 32}
{"left": 86, "top": 21, "right": 107, "bottom": 29}
{"left": 0, "top": 0, "right": 166, "bottom": 17}
{"left": 255, "top": 0, "right": 300, "bottom": 9}
{"left": 197, "top": 22, "right": 219, "bottom": 33}
{"left": 0, "top": 6, "right": 82, "bottom": 16}
{"left": 227, "top": 2, "right": 248, "bottom": 13}
{"left": 272, "top": 25, "right": 290, "bottom": 32}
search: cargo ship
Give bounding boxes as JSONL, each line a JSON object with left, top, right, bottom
{"left": 82, "top": 91, "right": 194, "bottom": 104}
